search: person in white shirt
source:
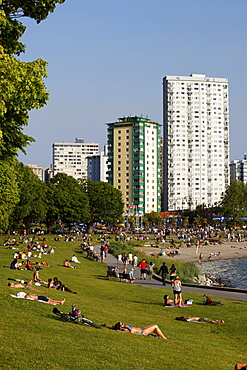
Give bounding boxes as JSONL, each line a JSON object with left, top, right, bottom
{"left": 71, "top": 255, "right": 81, "bottom": 263}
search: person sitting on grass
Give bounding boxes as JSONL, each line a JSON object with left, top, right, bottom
{"left": 8, "top": 280, "right": 46, "bottom": 293}
{"left": 10, "top": 258, "right": 23, "bottom": 270}
{"left": 15, "top": 291, "right": 65, "bottom": 305}
{"left": 33, "top": 269, "right": 48, "bottom": 284}
{"left": 71, "top": 255, "right": 81, "bottom": 263}
{"left": 48, "top": 278, "right": 77, "bottom": 294}
{"left": 63, "top": 259, "right": 77, "bottom": 268}
{"left": 163, "top": 295, "right": 174, "bottom": 306}
{"left": 102, "top": 322, "right": 167, "bottom": 339}
{"left": 176, "top": 316, "right": 225, "bottom": 324}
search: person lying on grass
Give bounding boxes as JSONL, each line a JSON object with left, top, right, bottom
{"left": 8, "top": 280, "right": 47, "bottom": 293}
{"left": 15, "top": 291, "right": 65, "bottom": 305}
{"left": 102, "top": 322, "right": 167, "bottom": 339}
{"left": 48, "top": 278, "right": 77, "bottom": 294}
{"left": 176, "top": 316, "right": 225, "bottom": 324}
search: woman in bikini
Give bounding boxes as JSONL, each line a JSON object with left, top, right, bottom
{"left": 102, "top": 322, "right": 167, "bottom": 339}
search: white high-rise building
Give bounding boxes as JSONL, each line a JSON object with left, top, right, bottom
{"left": 163, "top": 73, "right": 229, "bottom": 211}
{"left": 52, "top": 138, "right": 99, "bottom": 179}
{"left": 230, "top": 153, "right": 247, "bottom": 184}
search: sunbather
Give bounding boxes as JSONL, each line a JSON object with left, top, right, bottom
{"left": 8, "top": 280, "right": 46, "bottom": 292}
{"left": 102, "top": 322, "right": 167, "bottom": 339}
{"left": 33, "top": 269, "right": 48, "bottom": 284}
{"left": 176, "top": 316, "right": 225, "bottom": 324}
{"left": 16, "top": 291, "right": 65, "bottom": 305}
{"left": 48, "top": 278, "right": 77, "bottom": 294}
{"left": 163, "top": 295, "right": 174, "bottom": 306}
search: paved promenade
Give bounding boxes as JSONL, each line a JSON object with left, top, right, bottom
{"left": 99, "top": 248, "right": 247, "bottom": 302}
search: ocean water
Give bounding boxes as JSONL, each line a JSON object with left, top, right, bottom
{"left": 199, "top": 258, "right": 247, "bottom": 290}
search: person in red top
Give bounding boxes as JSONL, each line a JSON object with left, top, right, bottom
{"left": 139, "top": 259, "right": 148, "bottom": 280}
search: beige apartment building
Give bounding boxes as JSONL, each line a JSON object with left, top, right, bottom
{"left": 107, "top": 116, "right": 162, "bottom": 214}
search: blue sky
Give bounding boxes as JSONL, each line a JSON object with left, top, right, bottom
{"left": 18, "top": 0, "right": 247, "bottom": 167}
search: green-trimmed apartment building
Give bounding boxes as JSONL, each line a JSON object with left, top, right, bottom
{"left": 107, "top": 116, "right": 162, "bottom": 214}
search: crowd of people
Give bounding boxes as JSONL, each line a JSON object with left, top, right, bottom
{"left": 5, "top": 229, "right": 230, "bottom": 345}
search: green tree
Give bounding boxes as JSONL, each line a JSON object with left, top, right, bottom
{"left": 0, "top": 158, "right": 19, "bottom": 232}
{"left": 0, "top": 0, "right": 65, "bottom": 158}
{"left": 45, "top": 183, "right": 60, "bottom": 233}
{"left": 10, "top": 162, "right": 48, "bottom": 230}
{"left": 145, "top": 211, "right": 163, "bottom": 229}
{"left": 0, "top": 47, "right": 48, "bottom": 158}
{"left": 221, "top": 180, "right": 247, "bottom": 225}
{"left": 81, "top": 180, "right": 124, "bottom": 226}
{"left": 182, "top": 216, "right": 189, "bottom": 228}
{"left": 50, "top": 173, "right": 90, "bottom": 230}
{"left": 0, "top": 1, "right": 66, "bottom": 55}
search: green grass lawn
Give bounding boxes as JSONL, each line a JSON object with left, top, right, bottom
{"left": 1, "top": 234, "right": 246, "bottom": 370}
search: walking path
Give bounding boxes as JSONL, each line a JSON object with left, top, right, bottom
{"left": 97, "top": 247, "right": 247, "bottom": 302}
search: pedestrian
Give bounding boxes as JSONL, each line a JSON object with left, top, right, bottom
{"left": 132, "top": 255, "right": 138, "bottom": 269}
{"left": 139, "top": 259, "right": 148, "bottom": 280}
{"left": 198, "top": 253, "right": 203, "bottom": 263}
{"left": 158, "top": 262, "right": 168, "bottom": 286}
{"left": 117, "top": 253, "right": 122, "bottom": 268}
{"left": 172, "top": 276, "right": 183, "bottom": 306}
{"left": 147, "top": 262, "right": 155, "bottom": 280}
{"left": 169, "top": 264, "right": 176, "bottom": 281}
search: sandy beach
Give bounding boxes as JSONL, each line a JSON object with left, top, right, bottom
{"left": 137, "top": 241, "right": 247, "bottom": 264}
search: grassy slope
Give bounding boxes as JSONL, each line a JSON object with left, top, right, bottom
{"left": 0, "top": 235, "right": 246, "bottom": 370}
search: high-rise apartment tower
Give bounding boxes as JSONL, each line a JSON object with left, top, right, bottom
{"left": 230, "top": 153, "right": 247, "bottom": 184}
{"left": 107, "top": 116, "right": 162, "bottom": 214}
{"left": 163, "top": 73, "right": 229, "bottom": 211}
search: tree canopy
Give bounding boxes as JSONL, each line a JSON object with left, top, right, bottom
{"left": 10, "top": 162, "right": 48, "bottom": 228}
{"left": 221, "top": 180, "right": 247, "bottom": 224}
{"left": 0, "top": 46, "right": 49, "bottom": 158}
{"left": 49, "top": 173, "right": 91, "bottom": 229}
{"left": 81, "top": 180, "right": 124, "bottom": 226}
{"left": 0, "top": 158, "right": 19, "bottom": 232}
{"left": 0, "top": 0, "right": 65, "bottom": 159}
{"left": 0, "top": 0, "right": 66, "bottom": 55}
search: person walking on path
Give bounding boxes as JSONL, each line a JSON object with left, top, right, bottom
{"left": 117, "top": 253, "right": 122, "bottom": 268}
{"left": 132, "top": 255, "right": 138, "bottom": 269}
{"left": 158, "top": 262, "right": 168, "bottom": 286}
{"left": 169, "top": 264, "right": 176, "bottom": 281}
{"left": 139, "top": 259, "right": 148, "bottom": 280}
{"left": 148, "top": 262, "right": 155, "bottom": 280}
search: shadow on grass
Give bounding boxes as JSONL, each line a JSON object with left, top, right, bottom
{"left": 132, "top": 300, "right": 163, "bottom": 306}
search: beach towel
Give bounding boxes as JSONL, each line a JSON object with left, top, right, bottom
{"left": 164, "top": 304, "right": 191, "bottom": 308}
{"left": 10, "top": 294, "right": 57, "bottom": 305}
{"left": 116, "top": 330, "right": 160, "bottom": 338}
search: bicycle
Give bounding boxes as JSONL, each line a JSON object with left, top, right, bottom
{"left": 53, "top": 304, "right": 102, "bottom": 329}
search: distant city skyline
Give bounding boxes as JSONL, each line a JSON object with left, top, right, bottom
{"left": 17, "top": 0, "right": 247, "bottom": 167}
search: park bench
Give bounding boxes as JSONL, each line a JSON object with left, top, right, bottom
{"left": 107, "top": 266, "right": 131, "bottom": 282}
